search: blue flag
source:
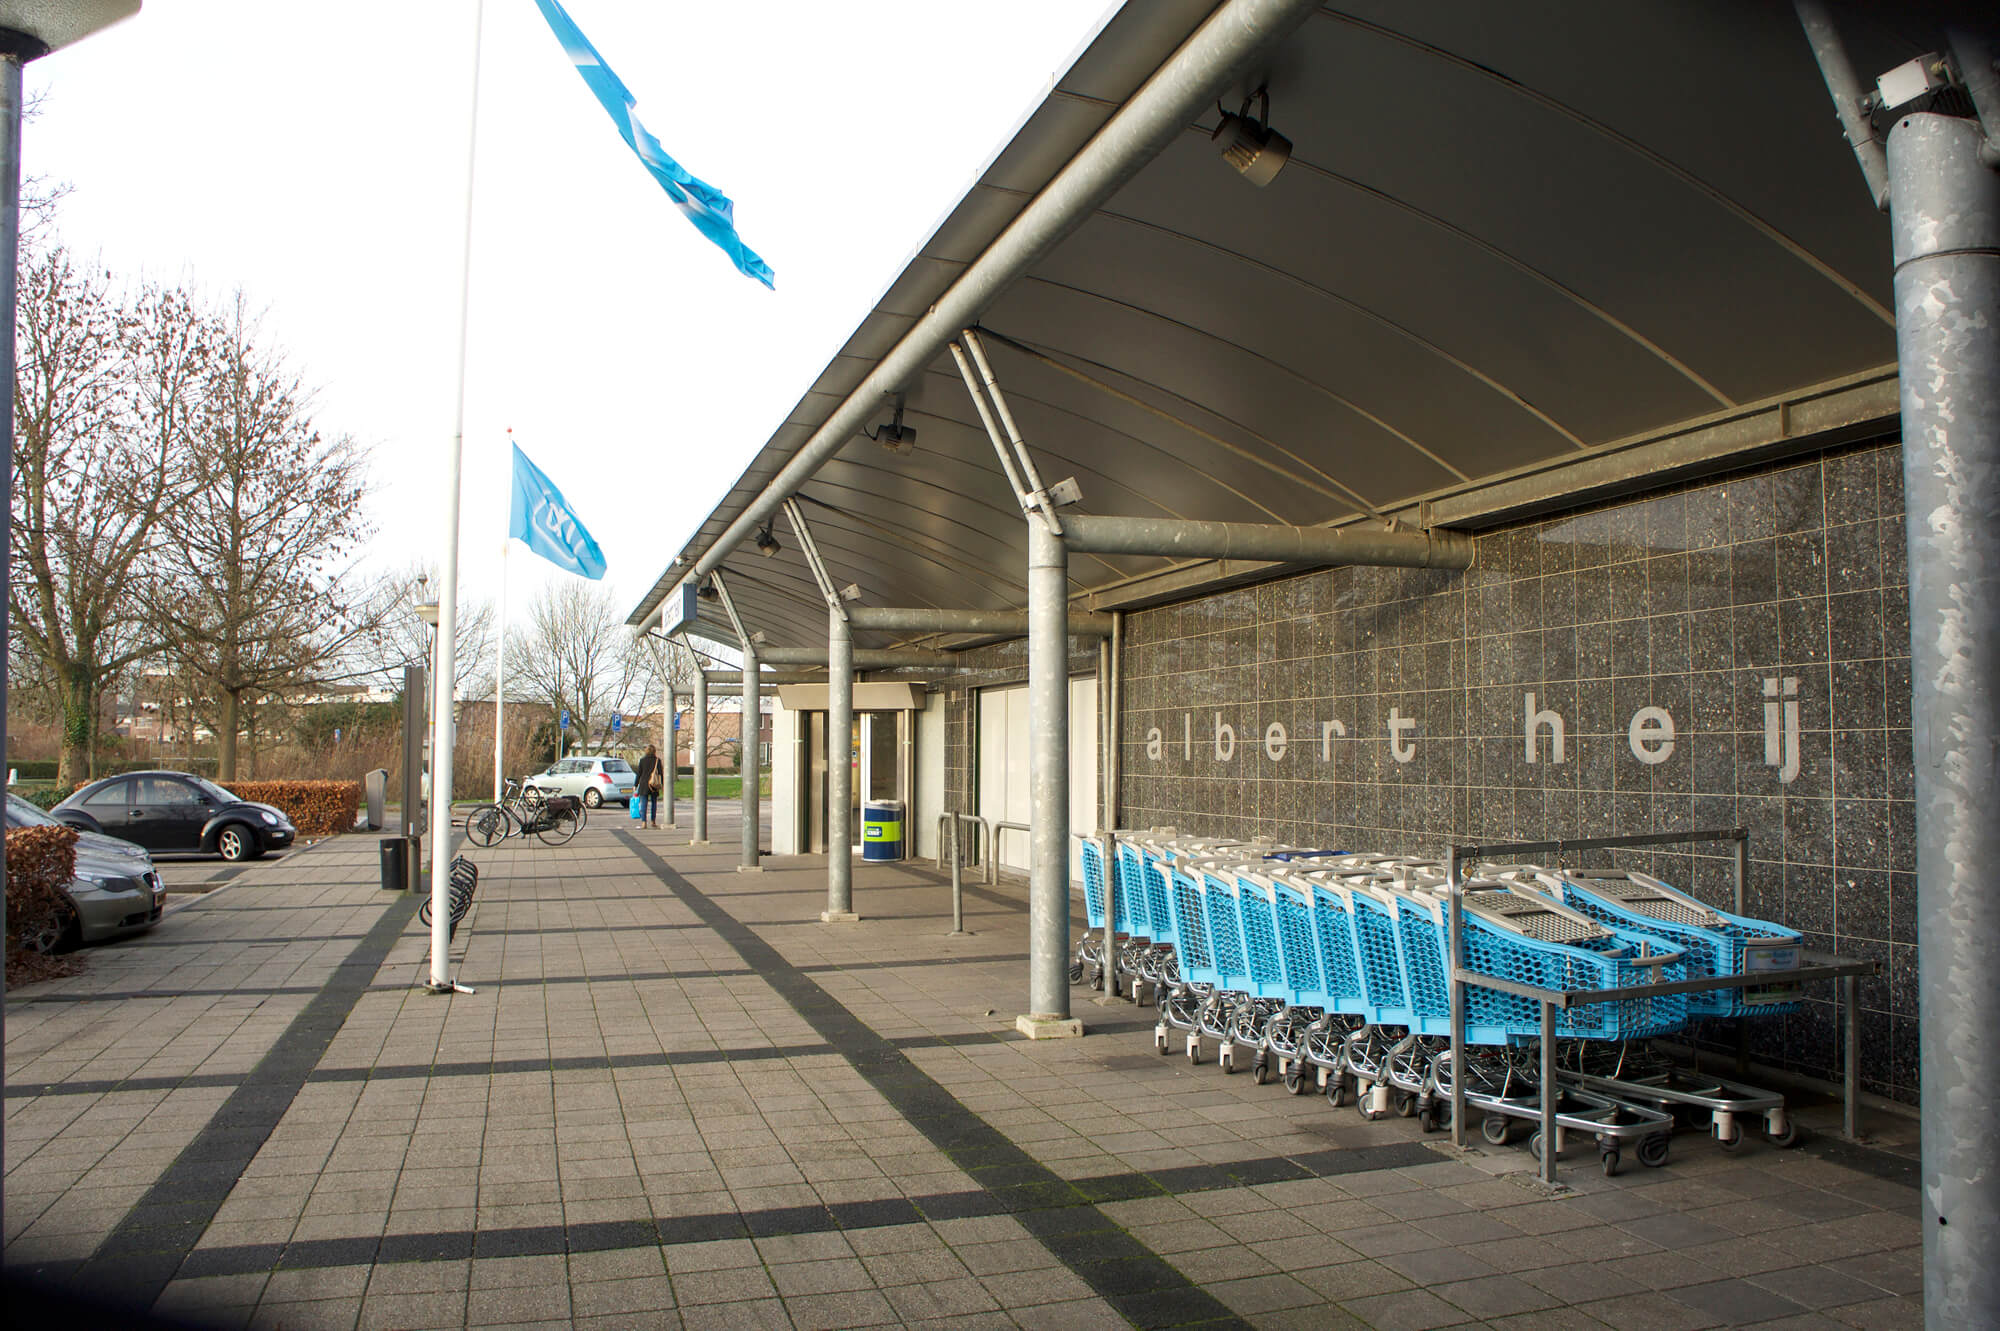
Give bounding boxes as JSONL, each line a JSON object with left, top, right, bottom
{"left": 509, "top": 443, "right": 607, "bottom": 579}
{"left": 530, "top": 0, "right": 776, "bottom": 289}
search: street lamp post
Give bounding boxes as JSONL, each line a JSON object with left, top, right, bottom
{"left": 409, "top": 598, "right": 439, "bottom": 896}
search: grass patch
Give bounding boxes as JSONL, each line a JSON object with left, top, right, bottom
{"left": 671, "top": 775, "right": 770, "bottom": 799}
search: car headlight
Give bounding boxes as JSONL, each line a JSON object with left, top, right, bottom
{"left": 259, "top": 810, "right": 280, "bottom": 826}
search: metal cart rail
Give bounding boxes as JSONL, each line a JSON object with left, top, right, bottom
{"left": 1443, "top": 828, "right": 1880, "bottom": 1186}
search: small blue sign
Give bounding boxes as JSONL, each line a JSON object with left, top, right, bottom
{"left": 612, "top": 712, "right": 623, "bottom": 735}
{"left": 560, "top": 710, "right": 571, "bottom": 730}
{"left": 673, "top": 714, "right": 681, "bottom": 730}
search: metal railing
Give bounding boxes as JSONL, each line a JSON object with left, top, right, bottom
{"left": 937, "top": 813, "right": 993, "bottom": 935}
{"left": 1443, "top": 828, "right": 1878, "bottom": 1187}
{"left": 992, "top": 821, "right": 1031, "bottom": 876}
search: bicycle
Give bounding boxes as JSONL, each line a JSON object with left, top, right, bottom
{"left": 464, "top": 780, "right": 583, "bottom": 847}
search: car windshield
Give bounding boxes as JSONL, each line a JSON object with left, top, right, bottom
{"left": 198, "top": 779, "right": 243, "bottom": 804}
{"left": 6, "top": 793, "right": 59, "bottom": 829}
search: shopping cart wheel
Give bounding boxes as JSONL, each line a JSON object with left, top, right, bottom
{"left": 1418, "top": 1101, "right": 1444, "bottom": 1134}
{"left": 1068, "top": 961, "right": 1084, "bottom": 984}
{"left": 1638, "top": 1134, "right": 1671, "bottom": 1169}
{"left": 1394, "top": 1090, "right": 1418, "bottom": 1118}
{"left": 1528, "top": 1130, "right": 1546, "bottom": 1163}
{"left": 1601, "top": 1148, "right": 1622, "bottom": 1177}
{"left": 1357, "top": 1094, "right": 1382, "bottom": 1123}
{"left": 1480, "top": 1114, "right": 1511, "bottom": 1147}
{"left": 1252, "top": 1058, "right": 1270, "bottom": 1086}
{"left": 1284, "top": 1069, "right": 1307, "bottom": 1096}
{"left": 1716, "top": 1132, "right": 1744, "bottom": 1153}
{"left": 1325, "top": 1078, "right": 1348, "bottom": 1108}
{"left": 1768, "top": 1121, "right": 1801, "bottom": 1149}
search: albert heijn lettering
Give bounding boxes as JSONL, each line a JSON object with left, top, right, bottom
{"left": 1144, "top": 675, "right": 1804, "bottom": 785}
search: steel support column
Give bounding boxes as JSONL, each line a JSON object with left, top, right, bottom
{"left": 740, "top": 640, "right": 761, "bottom": 871}
{"left": 692, "top": 667, "right": 709, "bottom": 844}
{"left": 663, "top": 690, "right": 676, "bottom": 827}
{"left": 1890, "top": 110, "right": 2000, "bottom": 1330}
{"left": 824, "top": 606, "right": 857, "bottom": 920}
{"left": 1019, "top": 519, "right": 1080, "bottom": 1037}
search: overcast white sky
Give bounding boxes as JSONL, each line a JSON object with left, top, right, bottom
{"left": 24, "top": 0, "right": 1117, "bottom": 634}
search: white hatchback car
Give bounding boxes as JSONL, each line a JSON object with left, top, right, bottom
{"left": 525, "top": 755, "right": 638, "bottom": 808}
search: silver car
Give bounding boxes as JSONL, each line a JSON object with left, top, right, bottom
{"left": 7, "top": 793, "right": 167, "bottom": 952}
{"left": 524, "top": 755, "right": 638, "bottom": 808}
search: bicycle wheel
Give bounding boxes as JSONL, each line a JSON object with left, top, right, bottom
{"left": 465, "top": 804, "right": 507, "bottom": 847}
{"left": 536, "top": 806, "right": 582, "bottom": 846}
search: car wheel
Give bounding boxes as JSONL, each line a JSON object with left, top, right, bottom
{"left": 21, "top": 901, "right": 80, "bottom": 954}
{"left": 583, "top": 789, "right": 603, "bottom": 809}
{"left": 217, "top": 823, "right": 257, "bottom": 862}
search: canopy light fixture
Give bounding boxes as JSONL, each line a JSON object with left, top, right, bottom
{"left": 697, "top": 580, "right": 719, "bottom": 601}
{"left": 1213, "top": 84, "right": 1290, "bottom": 187}
{"left": 754, "top": 523, "right": 781, "bottom": 557}
{"left": 867, "top": 395, "right": 917, "bottom": 453}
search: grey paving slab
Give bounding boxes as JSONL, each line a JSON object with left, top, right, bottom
{"left": 4, "top": 819, "right": 1927, "bottom": 1331}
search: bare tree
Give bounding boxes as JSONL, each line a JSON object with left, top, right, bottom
{"left": 505, "top": 582, "right": 652, "bottom": 751}
{"left": 10, "top": 248, "right": 208, "bottom": 782}
{"left": 340, "top": 563, "right": 496, "bottom": 699}
{"left": 147, "top": 298, "right": 374, "bottom": 780}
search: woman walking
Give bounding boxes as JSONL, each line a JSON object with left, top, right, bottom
{"left": 634, "top": 744, "right": 666, "bottom": 829}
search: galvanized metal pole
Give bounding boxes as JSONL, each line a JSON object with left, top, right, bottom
{"left": 1792, "top": 0, "right": 1892, "bottom": 209}
{"left": 1539, "top": 1000, "right": 1558, "bottom": 1187}
{"left": 692, "top": 668, "right": 709, "bottom": 844}
{"left": 663, "top": 690, "right": 676, "bottom": 827}
{"left": 949, "top": 818, "right": 967, "bottom": 936}
{"left": 1889, "top": 110, "right": 2000, "bottom": 1331}
{"left": 740, "top": 642, "right": 761, "bottom": 871}
{"left": 1448, "top": 846, "right": 1466, "bottom": 1150}
{"left": 1020, "top": 520, "right": 1078, "bottom": 1036}
{"left": 1097, "top": 638, "right": 1114, "bottom": 995}
{"left": 1107, "top": 611, "right": 1124, "bottom": 830}
{"left": 1734, "top": 832, "right": 1752, "bottom": 1075}
{"left": 824, "top": 606, "right": 856, "bottom": 920}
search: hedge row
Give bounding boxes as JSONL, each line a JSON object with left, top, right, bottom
{"left": 229, "top": 781, "right": 361, "bottom": 838}
{"left": 6, "top": 824, "right": 78, "bottom": 947}
{"left": 8, "top": 757, "right": 219, "bottom": 782}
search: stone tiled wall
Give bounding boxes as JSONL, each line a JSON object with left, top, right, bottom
{"left": 1118, "top": 441, "right": 1915, "bottom": 1101}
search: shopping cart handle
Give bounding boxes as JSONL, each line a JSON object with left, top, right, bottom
{"left": 1628, "top": 948, "right": 1686, "bottom": 972}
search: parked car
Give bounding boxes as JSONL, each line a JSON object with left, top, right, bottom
{"left": 7, "top": 793, "right": 167, "bottom": 952}
{"left": 524, "top": 755, "right": 637, "bottom": 808}
{"left": 53, "top": 770, "right": 296, "bottom": 861}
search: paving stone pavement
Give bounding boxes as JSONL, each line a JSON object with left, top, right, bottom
{"left": 4, "top": 811, "right": 1926, "bottom": 1329}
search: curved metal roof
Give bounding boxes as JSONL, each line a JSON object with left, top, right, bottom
{"left": 637, "top": 0, "right": 1946, "bottom": 651}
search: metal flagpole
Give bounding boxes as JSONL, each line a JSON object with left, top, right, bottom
{"left": 430, "top": 0, "right": 484, "bottom": 995}
{"left": 493, "top": 538, "right": 506, "bottom": 803}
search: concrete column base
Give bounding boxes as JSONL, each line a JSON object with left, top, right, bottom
{"left": 1015, "top": 1014, "right": 1084, "bottom": 1040}
{"left": 820, "top": 910, "right": 860, "bottom": 923}
{"left": 736, "top": 865, "right": 764, "bottom": 874}
{"left": 690, "top": 839, "right": 711, "bottom": 846}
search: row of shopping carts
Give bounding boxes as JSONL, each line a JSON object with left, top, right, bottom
{"left": 1075, "top": 832, "right": 1804, "bottom": 1177}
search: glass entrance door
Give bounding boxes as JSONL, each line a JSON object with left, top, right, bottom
{"left": 850, "top": 710, "right": 905, "bottom": 848}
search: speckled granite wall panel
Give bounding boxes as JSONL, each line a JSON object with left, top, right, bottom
{"left": 1115, "top": 442, "right": 1914, "bottom": 1101}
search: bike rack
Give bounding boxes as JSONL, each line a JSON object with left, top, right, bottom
{"left": 992, "top": 821, "right": 1030, "bottom": 882}
{"left": 936, "top": 812, "right": 991, "bottom": 935}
